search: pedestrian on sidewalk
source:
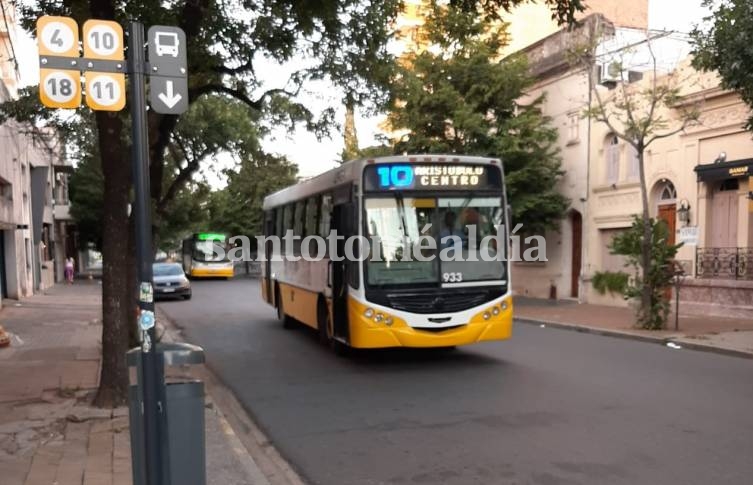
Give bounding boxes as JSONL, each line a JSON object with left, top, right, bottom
{"left": 65, "top": 257, "right": 75, "bottom": 284}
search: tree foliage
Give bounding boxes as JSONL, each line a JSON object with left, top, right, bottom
{"left": 610, "top": 216, "right": 681, "bottom": 330}
{"left": 207, "top": 153, "right": 298, "bottom": 248}
{"left": 387, "top": 5, "right": 568, "bottom": 233}
{"left": 691, "top": 0, "right": 753, "bottom": 130}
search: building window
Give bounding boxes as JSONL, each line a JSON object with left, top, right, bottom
{"left": 567, "top": 113, "right": 579, "bottom": 144}
{"left": 659, "top": 183, "right": 677, "bottom": 202}
{"left": 627, "top": 144, "right": 640, "bottom": 180}
{"left": 605, "top": 135, "right": 620, "bottom": 184}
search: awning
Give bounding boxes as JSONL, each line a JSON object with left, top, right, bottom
{"left": 694, "top": 158, "right": 753, "bottom": 182}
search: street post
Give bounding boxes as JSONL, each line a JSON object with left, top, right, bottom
{"left": 37, "top": 16, "right": 191, "bottom": 484}
{"left": 127, "top": 21, "right": 168, "bottom": 485}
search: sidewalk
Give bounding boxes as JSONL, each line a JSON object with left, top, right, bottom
{"left": 515, "top": 296, "right": 753, "bottom": 358}
{"left": 0, "top": 281, "right": 289, "bottom": 485}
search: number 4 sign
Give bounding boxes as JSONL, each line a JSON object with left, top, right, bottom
{"left": 83, "top": 20, "right": 125, "bottom": 111}
{"left": 37, "top": 16, "right": 81, "bottom": 109}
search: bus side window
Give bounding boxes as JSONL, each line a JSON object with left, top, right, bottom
{"left": 282, "top": 205, "right": 293, "bottom": 251}
{"left": 293, "top": 201, "right": 305, "bottom": 255}
{"left": 305, "top": 197, "right": 318, "bottom": 238}
{"left": 275, "top": 208, "right": 284, "bottom": 238}
{"left": 319, "top": 194, "right": 332, "bottom": 238}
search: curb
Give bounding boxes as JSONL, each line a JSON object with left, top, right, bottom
{"left": 156, "top": 308, "right": 306, "bottom": 485}
{"left": 515, "top": 317, "right": 753, "bottom": 360}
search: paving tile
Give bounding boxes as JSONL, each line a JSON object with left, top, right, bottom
{"left": 24, "top": 447, "right": 63, "bottom": 485}
{"left": 83, "top": 470, "right": 112, "bottom": 485}
{"left": 55, "top": 461, "right": 86, "bottom": 485}
{"left": 1, "top": 457, "right": 32, "bottom": 485}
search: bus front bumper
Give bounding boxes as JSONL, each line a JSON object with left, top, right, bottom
{"left": 347, "top": 298, "right": 513, "bottom": 348}
{"left": 190, "top": 266, "right": 234, "bottom": 278}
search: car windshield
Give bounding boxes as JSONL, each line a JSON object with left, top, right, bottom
{"left": 153, "top": 264, "right": 184, "bottom": 277}
{"left": 364, "top": 195, "right": 506, "bottom": 286}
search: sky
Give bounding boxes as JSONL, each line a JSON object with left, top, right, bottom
{"left": 12, "top": 0, "right": 714, "bottom": 185}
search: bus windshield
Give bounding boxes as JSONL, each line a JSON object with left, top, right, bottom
{"left": 193, "top": 239, "right": 228, "bottom": 262}
{"left": 365, "top": 196, "right": 506, "bottom": 286}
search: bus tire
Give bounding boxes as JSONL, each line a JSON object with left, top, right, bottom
{"left": 331, "top": 338, "right": 350, "bottom": 357}
{"left": 317, "top": 298, "right": 331, "bottom": 345}
{"left": 276, "top": 286, "right": 294, "bottom": 329}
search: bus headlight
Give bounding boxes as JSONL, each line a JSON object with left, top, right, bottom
{"left": 492, "top": 306, "right": 500, "bottom": 316}
{"left": 483, "top": 312, "right": 491, "bottom": 320}
{"left": 364, "top": 308, "right": 375, "bottom": 318}
{"left": 501, "top": 301, "right": 509, "bottom": 311}
{"left": 375, "top": 313, "right": 384, "bottom": 323}
{"left": 385, "top": 316, "right": 393, "bottom": 326}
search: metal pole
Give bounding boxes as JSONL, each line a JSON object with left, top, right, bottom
{"left": 674, "top": 277, "right": 680, "bottom": 331}
{"left": 128, "top": 21, "right": 166, "bottom": 485}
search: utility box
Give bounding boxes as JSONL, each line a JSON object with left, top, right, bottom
{"left": 127, "top": 342, "right": 206, "bottom": 485}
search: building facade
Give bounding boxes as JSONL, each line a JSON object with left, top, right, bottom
{"left": 586, "top": 65, "right": 753, "bottom": 318}
{"left": 0, "top": 1, "right": 70, "bottom": 308}
{"left": 511, "top": 12, "right": 753, "bottom": 319}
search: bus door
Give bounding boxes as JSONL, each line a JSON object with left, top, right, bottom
{"left": 331, "top": 197, "right": 354, "bottom": 342}
{"left": 264, "top": 212, "right": 275, "bottom": 304}
{"left": 181, "top": 239, "right": 192, "bottom": 275}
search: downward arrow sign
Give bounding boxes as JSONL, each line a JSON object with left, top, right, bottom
{"left": 158, "top": 80, "right": 182, "bottom": 108}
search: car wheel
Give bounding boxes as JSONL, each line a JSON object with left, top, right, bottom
{"left": 183, "top": 293, "right": 192, "bottom": 300}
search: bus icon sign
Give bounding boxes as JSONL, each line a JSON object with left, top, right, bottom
{"left": 147, "top": 25, "right": 188, "bottom": 114}
{"left": 154, "top": 31, "right": 179, "bottom": 57}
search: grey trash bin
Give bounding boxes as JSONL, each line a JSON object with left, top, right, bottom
{"left": 127, "top": 342, "right": 206, "bottom": 485}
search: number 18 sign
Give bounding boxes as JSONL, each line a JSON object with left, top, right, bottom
{"left": 37, "top": 16, "right": 81, "bottom": 109}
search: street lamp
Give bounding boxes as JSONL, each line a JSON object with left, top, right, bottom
{"left": 677, "top": 199, "right": 691, "bottom": 226}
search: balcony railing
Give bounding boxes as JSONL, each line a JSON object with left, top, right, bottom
{"left": 696, "top": 247, "right": 753, "bottom": 280}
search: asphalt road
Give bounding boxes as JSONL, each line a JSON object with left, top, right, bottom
{"left": 159, "top": 278, "right": 753, "bottom": 485}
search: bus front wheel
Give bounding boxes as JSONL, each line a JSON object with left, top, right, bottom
{"left": 276, "top": 287, "right": 294, "bottom": 329}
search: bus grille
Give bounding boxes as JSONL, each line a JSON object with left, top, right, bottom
{"left": 379, "top": 289, "right": 501, "bottom": 314}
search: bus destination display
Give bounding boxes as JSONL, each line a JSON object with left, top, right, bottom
{"left": 363, "top": 163, "right": 501, "bottom": 191}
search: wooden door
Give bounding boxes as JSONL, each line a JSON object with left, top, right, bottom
{"left": 570, "top": 212, "right": 582, "bottom": 298}
{"left": 657, "top": 204, "right": 676, "bottom": 302}
{"left": 712, "top": 191, "right": 738, "bottom": 248}
{"left": 658, "top": 204, "right": 676, "bottom": 245}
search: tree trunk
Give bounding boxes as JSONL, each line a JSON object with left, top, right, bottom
{"left": 637, "top": 148, "right": 652, "bottom": 327}
{"left": 93, "top": 112, "right": 132, "bottom": 408}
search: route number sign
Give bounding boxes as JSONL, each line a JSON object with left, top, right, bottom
{"left": 83, "top": 20, "right": 125, "bottom": 111}
{"left": 37, "top": 16, "right": 81, "bottom": 109}
{"left": 38, "top": 16, "right": 79, "bottom": 57}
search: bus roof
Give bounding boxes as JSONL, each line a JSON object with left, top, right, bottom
{"left": 262, "top": 154, "right": 501, "bottom": 210}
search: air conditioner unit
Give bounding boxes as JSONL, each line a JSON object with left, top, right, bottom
{"left": 599, "top": 61, "right": 623, "bottom": 84}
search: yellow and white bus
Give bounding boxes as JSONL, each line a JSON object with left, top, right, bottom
{"left": 181, "top": 233, "right": 234, "bottom": 278}
{"left": 261, "top": 155, "right": 513, "bottom": 352}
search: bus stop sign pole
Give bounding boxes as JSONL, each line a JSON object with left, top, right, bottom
{"left": 128, "top": 21, "right": 168, "bottom": 485}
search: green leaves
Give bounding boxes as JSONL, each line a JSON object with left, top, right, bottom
{"left": 610, "top": 216, "right": 683, "bottom": 330}
{"left": 388, "top": 6, "right": 568, "bottom": 232}
{"left": 692, "top": 0, "right": 753, "bottom": 130}
{"left": 207, "top": 152, "right": 298, "bottom": 247}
